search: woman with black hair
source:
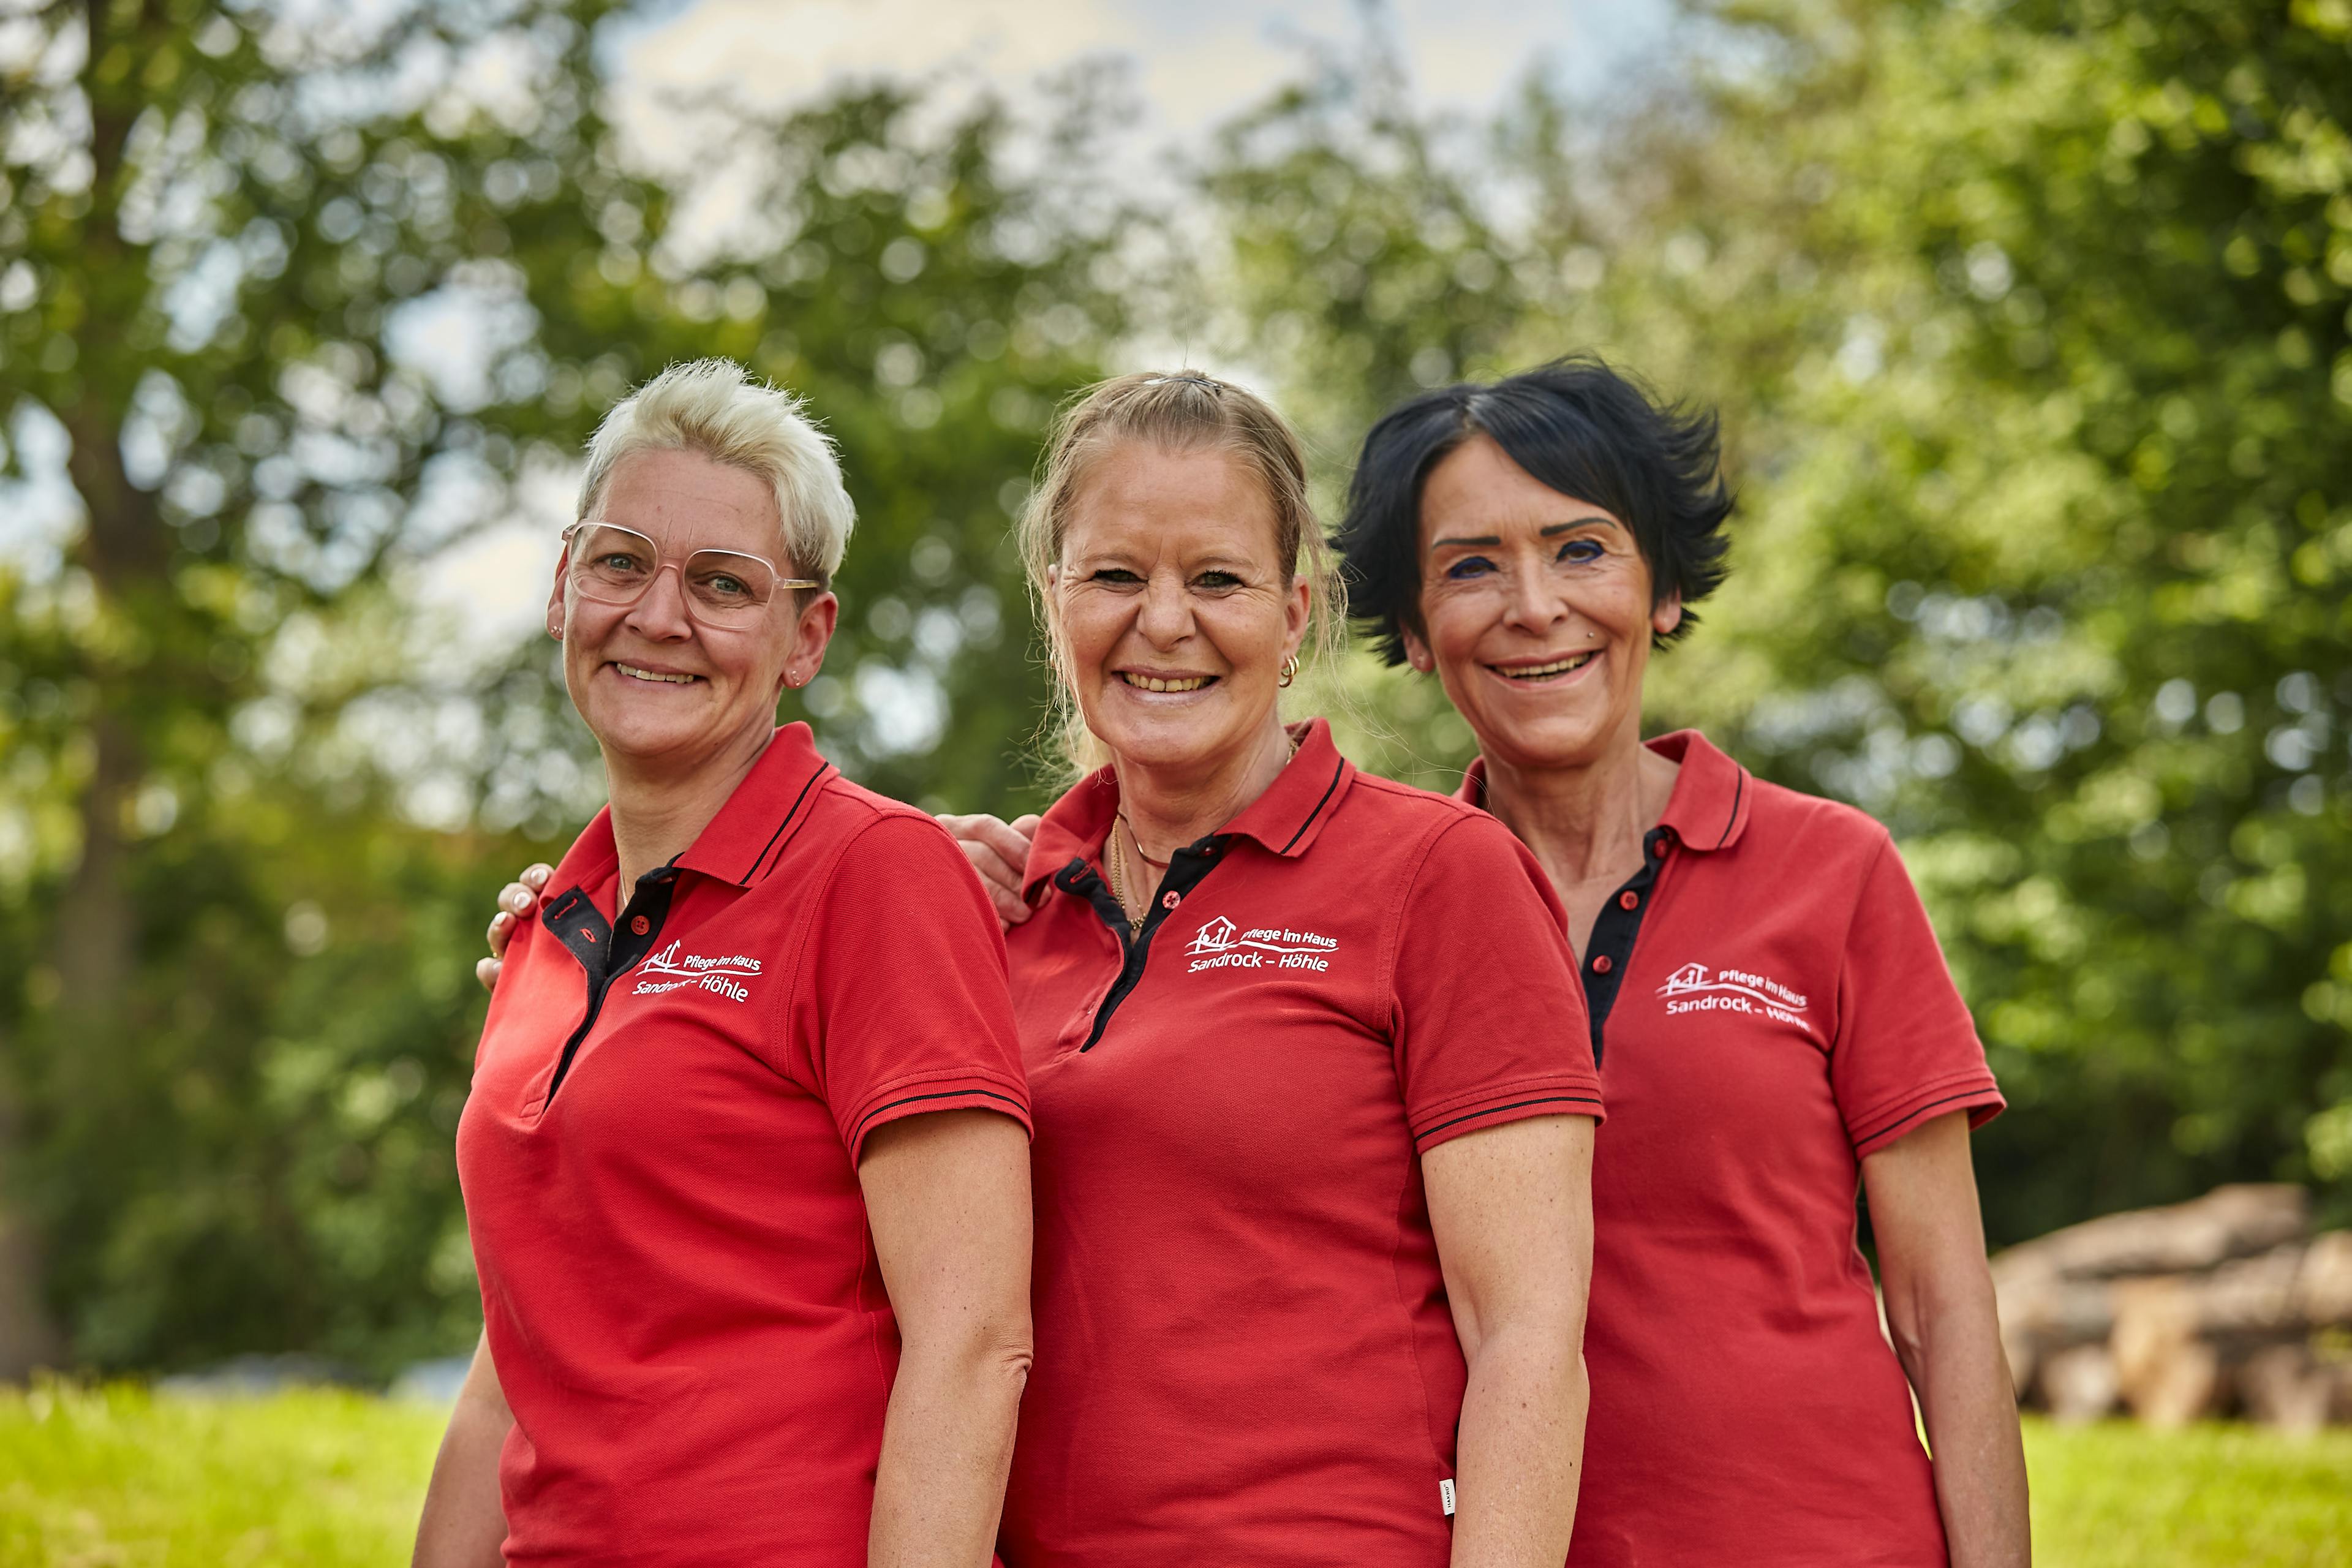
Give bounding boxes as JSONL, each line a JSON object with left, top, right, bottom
{"left": 1336, "top": 356, "right": 2029, "bottom": 1567}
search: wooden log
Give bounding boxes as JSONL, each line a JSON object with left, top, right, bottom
{"left": 2039, "top": 1343, "right": 2120, "bottom": 1423}
{"left": 1993, "top": 1273, "right": 2115, "bottom": 1401}
{"left": 2238, "top": 1344, "right": 2334, "bottom": 1433}
{"left": 2194, "top": 1242, "right": 2307, "bottom": 1336}
{"left": 1990, "top": 1185, "right": 2309, "bottom": 1284}
{"left": 2296, "top": 1231, "right": 2352, "bottom": 1326}
{"left": 2110, "top": 1276, "right": 2223, "bottom": 1428}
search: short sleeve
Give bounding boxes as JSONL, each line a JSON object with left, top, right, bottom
{"left": 1831, "top": 832, "right": 2004, "bottom": 1158}
{"left": 794, "top": 813, "right": 1033, "bottom": 1164}
{"left": 1390, "top": 814, "right": 1604, "bottom": 1153}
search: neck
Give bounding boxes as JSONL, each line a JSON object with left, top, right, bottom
{"left": 1113, "top": 720, "right": 1295, "bottom": 861}
{"left": 1477, "top": 715, "right": 1676, "bottom": 889}
{"left": 602, "top": 723, "right": 775, "bottom": 894}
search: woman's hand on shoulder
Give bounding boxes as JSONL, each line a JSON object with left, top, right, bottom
{"left": 477, "top": 863, "right": 554, "bottom": 992}
{"left": 936, "top": 813, "right": 1040, "bottom": 930}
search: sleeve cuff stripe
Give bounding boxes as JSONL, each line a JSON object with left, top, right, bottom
{"left": 1413, "top": 1093, "right": 1604, "bottom": 1145}
{"left": 1852, "top": 1085, "right": 2003, "bottom": 1150}
{"left": 851, "top": 1087, "right": 1030, "bottom": 1141}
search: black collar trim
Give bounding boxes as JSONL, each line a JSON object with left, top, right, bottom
{"left": 743, "top": 758, "right": 831, "bottom": 883}
{"left": 1276, "top": 755, "right": 1346, "bottom": 854}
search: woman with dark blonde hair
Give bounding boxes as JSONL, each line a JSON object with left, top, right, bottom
{"left": 489, "top": 370, "right": 1608, "bottom": 1566}
{"left": 975, "top": 372, "right": 1602, "bottom": 1566}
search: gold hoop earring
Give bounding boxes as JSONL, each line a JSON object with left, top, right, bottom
{"left": 1278, "top": 654, "right": 1300, "bottom": 688}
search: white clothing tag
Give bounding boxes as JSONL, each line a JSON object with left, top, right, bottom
{"left": 1440, "top": 1477, "right": 1456, "bottom": 1517}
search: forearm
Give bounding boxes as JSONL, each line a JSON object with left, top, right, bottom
{"left": 410, "top": 1387, "right": 512, "bottom": 1568}
{"left": 1893, "top": 1295, "right": 2030, "bottom": 1568}
{"left": 868, "top": 1340, "right": 1030, "bottom": 1568}
{"left": 1449, "top": 1318, "right": 1588, "bottom": 1568}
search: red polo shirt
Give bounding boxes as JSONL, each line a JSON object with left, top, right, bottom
{"left": 999, "top": 720, "right": 1602, "bottom": 1568}
{"left": 1460, "top": 730, "right": 2003, "bottom": 1568}
{"left": 458, "top": 724, "right": 1031, "bottom": 1566}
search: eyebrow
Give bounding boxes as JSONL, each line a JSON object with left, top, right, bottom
{"left": 1428, "top": 516, "right": 1620, "bottom": 551}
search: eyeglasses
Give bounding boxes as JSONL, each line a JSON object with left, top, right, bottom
{"left": 560, "top": 521, "right": 818, "bottom": 628}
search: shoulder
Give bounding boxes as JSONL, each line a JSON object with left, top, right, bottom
{"left": 1732, "top": 773, "right": 1896, "bottom": 870}
{"left": 1341, "top": 770, "right": 1502, "bottom": 843}
{"left": 1336, "top": 771, "right": 1552, "bottom": 893}
{"left": 810, "top": 776, "right": 974, "bottom": 877}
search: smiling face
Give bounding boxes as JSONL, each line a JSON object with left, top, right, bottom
{"left": 548, "top": 446, "right": 837, "bottom": 774}
{"left": 1404, "top": 434, "right": 1680, "bottom": 775}
{"left": 1049, "top": 440, "right": 1309, "bottom": 780}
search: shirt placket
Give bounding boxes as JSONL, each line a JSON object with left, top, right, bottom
{"left": 1578, "top": 827, "right": 1673, "bottom": 1065}
{"left": 537, "top": 864, "right": 682, "bottom": 1108}
{"left": 1050, "top": 835, "right": 1227, "bottom": 1051}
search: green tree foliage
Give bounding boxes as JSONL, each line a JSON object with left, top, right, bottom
{"left": 1, "top": 0, "right": 1119, "bottom": 1373}
{"left": 5, "top": 0, "right": 2347, "bottom": 1374}
{"left": 1207, "top": 1, "right": 2352, "bottom": 1238}
{"left": 1600, "top": 0, "right": 2352, "bottom": 1239}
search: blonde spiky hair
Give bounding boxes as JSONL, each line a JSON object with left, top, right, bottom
{"left": 578, "top": 358, "right": 856, "bottom": 586}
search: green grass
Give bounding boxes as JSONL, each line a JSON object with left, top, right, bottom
{"left": 0, "top": 1382, "right": 443, "bottom": 1568}
{"left": 3, "top": 1389, "right": 2350, "bottom": 1566}
{"left": 2024, "top": 1417, "right": 2352, "bottom": 1568}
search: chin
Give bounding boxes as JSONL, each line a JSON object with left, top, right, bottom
{"left": 1468, "top": 706, "right": 1615, "bottom": 772}
{"left": 1087, "top": 699, "right": 1246, "bottom": 772}
{"left": 583, "top": 697, "right": 727, "bottom": 760}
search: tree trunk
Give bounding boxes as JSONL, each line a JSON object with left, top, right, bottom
{"left": 0, "top": 1049, "right": 62, "bottom": 1379}
{"left": 0, "top": 0, "right": 173, "bottom": 1363}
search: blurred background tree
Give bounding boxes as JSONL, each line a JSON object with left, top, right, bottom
{"left": 1, "top": 0, "right": 2346, "bottom": 1376}
{"left": 0, "top": 0, "right": 1121, "bottom": 1376}
{"left": 1201, "top": 0, "right": 2352, "bottom": 1243}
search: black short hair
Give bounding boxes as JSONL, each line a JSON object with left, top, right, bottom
{"left": 1336, "top": 355, "right": 1735, "bottom": 665}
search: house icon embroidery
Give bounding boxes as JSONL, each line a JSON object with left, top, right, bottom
{"left": 1188, "top": 916, "right": 1238, "bottom": 956}
{"left": 1659, "top": 961, "right": 1710, "bottom": 996}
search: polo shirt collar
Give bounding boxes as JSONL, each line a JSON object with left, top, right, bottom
{"left": 1023, "top": 718, "right": 1358, "bottom": 897}
{"left": 546, "top": 804, "right": 619, "bottom": 900}
{"left": 673, "top": 723, "right": 839, "bottom": 888}
{"left": 1453, "top": 728, "right": 1752, "bottom": 853}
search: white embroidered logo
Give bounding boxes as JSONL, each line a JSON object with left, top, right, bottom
{"left": 632, "top": 940, "right": 761, "bottom": 1001}
{"left": 1657, "top": 962, "right": 1808, "bottom": 1026}
{"left": 1186, "top": 914, "right": 1338, "bottom": 973}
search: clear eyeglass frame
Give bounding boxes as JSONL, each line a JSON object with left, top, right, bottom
{"left": 560, "top": 520, "right": 818, "bottom": 628}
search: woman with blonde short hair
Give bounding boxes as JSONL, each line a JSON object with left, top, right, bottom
{"left": 419, "top": 359, "right": 1035, "bottom": 1568}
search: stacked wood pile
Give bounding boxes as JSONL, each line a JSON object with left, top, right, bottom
{"left": 1992, "top": 1185, "right": 2352, "bottom": 1430}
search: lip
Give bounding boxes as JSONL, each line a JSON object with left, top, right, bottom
{"left": 1482, "top": 648, "right": 1600, "bottom": 687}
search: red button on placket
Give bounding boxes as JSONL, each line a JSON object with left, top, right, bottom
{"left": 1618, "top": 890, "right": 1639, "bottom": 910}
{"left": 630, "top": 915, "right": 650, "bottom": 935}
{"left": 1591, "top": 954, "right": 1613, "bottom": 974}
{"left": 1161, "top": 891, "right": 1180, "bottom": 910}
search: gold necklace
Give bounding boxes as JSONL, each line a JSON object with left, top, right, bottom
{"left": 1104, "top": 729, "right": 1303, "bottom": 938}
{"left": 1103, "top": 820, "right": 1147, "bottom": 937}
